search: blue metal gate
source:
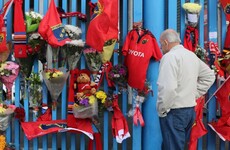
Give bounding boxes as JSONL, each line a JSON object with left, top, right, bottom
{"left": 0, "top": 0, "right": 227, "bottom": 149}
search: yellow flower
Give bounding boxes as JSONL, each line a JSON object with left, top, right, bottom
{"left": 52, "top": 72, "right": 59, "bottom": 78}
{"left": 88, "top": 95, "right": 96, "bottom": 105}
{"left": 0, "top": 135, "right": 6, "bottom": 150}
{"left": 73, "top": 103, "right": 79, "bottom": 107}
{"left": 183, "top": 3, "right": 202, "bottom": 14}
{"left": 95, "top": 91, "right": 107, "bottom": 104}
{"left": 0, "top": 107, "right": 6, "bottom": 114}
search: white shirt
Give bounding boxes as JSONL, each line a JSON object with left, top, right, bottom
{"left": 157, "top": 45, "right": 215, "bottom": 117}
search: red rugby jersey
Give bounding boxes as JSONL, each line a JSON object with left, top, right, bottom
{"left": 122, "top": 28, "right": 162, "bottom": 90}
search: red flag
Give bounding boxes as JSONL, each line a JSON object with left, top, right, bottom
{"left": 220, "top": 0, "right": 230, "bottom": 51}
{"left": 0, "top": 15, "right": 7, "bottom": 52}
{"left": 208, "top": 77, "right": 230, "bottom": 141}
{"left": 0, "top": 0, "right": 14, "bottom": 19}
{"left": 21, "top": 108, "right": 95, "bottom": 140}
{"left": 214, "top": 77, "right": 230, "bottom": 116}
{"left": 224, "top": 24, "right": 230, "bottom": 51}
{"left": 220, "top": 0, "right": 230, "bottom": 21}
{"left": 86, "top": 0, "right": 118, "bottom": 52}
{"left": 21, "top": 120, "right": 68, "bottom": 140}
{"left": 188, "top": 97, "right": 208, "bottom": 150}
{"left": 38, "top": 0, "right": 70, "bottom": 47}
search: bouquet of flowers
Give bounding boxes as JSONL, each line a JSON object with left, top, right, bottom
{"left": 108, "top": 64, "right": 128, "bottom": 88}
{"left": 195, "top": 45, "right": 209, "bottom": 63}
{"left": 0, "top": 61, "right": 19, "bottom": 100}
{"left": 62, "top": 25, "right": 85, "bottom": 70}
{"left": 83, "top": 48, "right": 102, "bottom": 80}
{"left": 27, "top": 33, "right": 46, "bottom": 62}
{"left": 0, "top": 103, "right": 16, "bottom": 150}
{"left": 72, "top": 95, "right": 98, "bottom": 119}
{"left": 127, "top": 81, "right": 153, "bottom": 127}
{"left": 182, "top": 3, "right": 202, "bottom": 27}
{"left": 26, "top": 72, "right": 42, "bottom": 113}
{"left": 25, "top": 11, "right": 43, "bottom": 33}
{"left": 99, "top": 39, "right": 116, "bottom": 63}
{"left": 42, "top": 68, "right": 69, "bottom": 108}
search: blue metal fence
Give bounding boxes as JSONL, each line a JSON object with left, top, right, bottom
{"left": 1, "top": 0, "right": 227, "bottom": 149}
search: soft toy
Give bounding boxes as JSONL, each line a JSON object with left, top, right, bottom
{"left": 74, "top": 69, "right": 96, "bottom": 100}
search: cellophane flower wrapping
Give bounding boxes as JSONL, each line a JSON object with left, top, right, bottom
{"left": 26, "top": 73, "right": 42, "bottom": 110}
{"left": 42, "top": 68, "right": 69, "bottom": 106}
{"left": 127, "top": 81, "right": 152, "bottom": 117}
{"left": 182, "top": 3, "right": 202, "bottom": 27}
{"left": 99, "top": 39, "right": 116, "bottom": 63}
{"left": 0, "top": 61, "right": 19, "bottom": 99}
{"left": 108, "top": 64, "right": 128, "bottom": 88}
{"left": 25, "top": 11, "right": 43, "bottom": 33}
{"left": 0, "top": 104, "right": 15, "bottom": 131}
{"left": 73, "top": 96, "right": 98, "bottom": 119}
{"left": 83, "top": 48, "right": 102, "bottom": 79}
{"left": 66, "top": 46, "right": 83, "bottom": 70}
{"left": 63, "top": 25, "right": 85, "bottom": 70}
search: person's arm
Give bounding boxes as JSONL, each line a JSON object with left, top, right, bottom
{"left": 157, "top": 54, "right": 178, "bottom": 117}
{"left": 196, "top": 60, "right": 216, "bottom": 98}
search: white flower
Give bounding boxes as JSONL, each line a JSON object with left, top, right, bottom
{"left": 64, "top": 25, "right": 82, "bottom": 39}
{"left": 28, "top": 33, "right": 42, "bottom": 40}
{"left": 66, "top": 39, "right": 85, "bottom": 47}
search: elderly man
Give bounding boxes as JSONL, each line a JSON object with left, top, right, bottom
{"left": 157, "top": 29, "right": 215, "bottom": 150}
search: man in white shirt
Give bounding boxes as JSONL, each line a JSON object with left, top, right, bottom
{"left": 157, "top": 29, "right": 215, "bottom": 150}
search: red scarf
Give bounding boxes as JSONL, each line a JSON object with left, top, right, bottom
{"left": 13, "top": 0, "right": 27, "bottom": 58}
{"left": 184, "top": 26, "right": 199, "bottom": 52}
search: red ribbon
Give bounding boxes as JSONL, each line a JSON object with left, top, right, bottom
{"left": 133, "top": 106, "right": 145, "bottom": 127}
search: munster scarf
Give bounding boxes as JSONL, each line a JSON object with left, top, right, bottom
{"left": 111, "top": 95, "right": 131, "bottom": 143}
{"left": 184, "top": 26, "right": 199, "bottom": 52}
{"left": 14, "top": 0, "right": 27, "bottom": 58}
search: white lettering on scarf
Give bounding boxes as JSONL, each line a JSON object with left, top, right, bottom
{"left": 128, "top": 49, "right": 144, "bottom": 57}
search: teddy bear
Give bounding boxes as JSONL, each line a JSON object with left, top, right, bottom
{"left": 74, "top": 69, "right": 96, "bottom": 100}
